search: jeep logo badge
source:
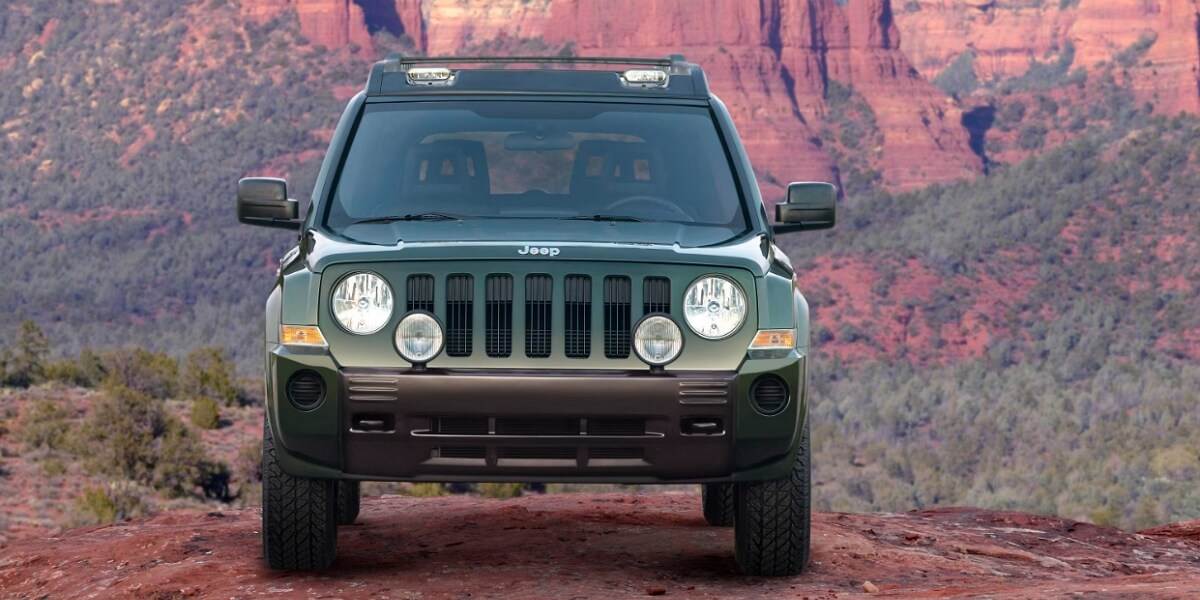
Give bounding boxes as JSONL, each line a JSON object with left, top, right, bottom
{"left": 518, "top": 245, "right": 560, "bottom": 257}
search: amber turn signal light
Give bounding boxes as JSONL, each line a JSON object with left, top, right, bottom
{"left": 281, "top": 325, "right": 328, "bottom": 348}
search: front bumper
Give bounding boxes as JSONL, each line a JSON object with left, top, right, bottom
{"left": 266, "top": 347, "right": 806, "bottom": 483}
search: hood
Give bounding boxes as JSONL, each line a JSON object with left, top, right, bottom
{"left": 301, "top": 229, "right": 776, "bottom": 276}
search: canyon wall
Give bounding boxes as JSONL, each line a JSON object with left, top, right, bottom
{"left": 241, "top": 0, "right": 992, "bottom": 194}
{"left": 896, "top": 0, "right": 1200, "bottom": 114}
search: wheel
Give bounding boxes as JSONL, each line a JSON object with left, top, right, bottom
{"left": 701, "top": 483, "right": 734, "bottom": 526}
{"left": 733, "top": 421, "right": 811, "bottom": 576}
{"left": 262, "top": 418, "right": 338, "bottom": 570}
{"left": 337, "top": 480, "right": 361, "bottom": 525}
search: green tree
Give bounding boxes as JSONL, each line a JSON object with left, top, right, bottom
{"left": 181, "top": 347, "right": 237, "bottom": 406}
{"left": 4, "top": 320, "right": 49, "bottom": 388}
{"left": 14, "top": 396, "right": 74, "bottom": 451}
{"left": 99, "top": 348, "right": 179, "bottom": 400}
{"left": 189, "top": 396, "right": 220, "bottom": 430}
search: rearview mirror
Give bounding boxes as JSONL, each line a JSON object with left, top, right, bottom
{"left": 237, "top": 178, "right": 301, "bottom": 230}
{"left": 504, "top": 130, "right": 576, "bottom": 151}
{"left": 773, "top": 182, "right": 836, "bottom": 234}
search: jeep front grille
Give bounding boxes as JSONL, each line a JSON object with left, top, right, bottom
{"left": 391, "top": 272, "right": 676, "bottom": 361}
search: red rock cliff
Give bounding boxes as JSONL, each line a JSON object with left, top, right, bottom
{"left": 240, "top": 0, "right": 988, "bottom": 195}
{"left": 242, "top": 0, "right": 375, "bottom": 53}
{"left": 544, "top": 0, "right": 982, "bottom": 193}
{"left": 896, "top": 0, "right": 1200, "bottom": 115}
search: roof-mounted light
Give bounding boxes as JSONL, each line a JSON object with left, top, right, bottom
{"left": 406, "top": 67, "right": 455, "bottom": 86}
{"left": 621, "top": 68, "right": 668, "bottom": 88}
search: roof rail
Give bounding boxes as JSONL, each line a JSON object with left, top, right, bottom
{"left": 365, "top": 54, "right": 707, "bottom": 98}
{"left": 381, "top": 54, "right": 686, "bottom": 71}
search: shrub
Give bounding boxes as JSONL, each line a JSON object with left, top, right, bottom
{"left": 181, "top": 347, "right": 237, "bottom": 406}
{"left": 69, "top": 482, "right": 150, "bottom": 526}
{"left": 79, "top": 384, "right": 167, "bottom": 482}
{"left": 152, "top": 418, "right": 225, "bottom": 498}
{"left": 406, "top": 483, "right": 448, "bottom": 497}
{"left": 15, "top": 395, "right": 74, "bottom": 451}
{"left": 235, "top": 440, "right": 263, "bottom": 506}
{"left": 99, "top": 348, "right": 179, "bottom": 400}
{"left": 189, "top": 396, "right": 220, "bottom": 430}
{"left": 3, "top": 320, "right": 49, "bottom": 388}
{"left": 476, "top": 483, "right": 525, "bottom": 499}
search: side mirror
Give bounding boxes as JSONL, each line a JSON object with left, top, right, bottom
{"left": 237, "top": 178, "right": 301, "bottom": 230}
{"left": 773, "top": 182, "right": 837, "bottom": 234}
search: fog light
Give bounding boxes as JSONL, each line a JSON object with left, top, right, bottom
{"left": 633, "top": 315, "right": 683, "bottom": 367}
{"left": 395, "top": 311, "right": 444, "bottom": 364}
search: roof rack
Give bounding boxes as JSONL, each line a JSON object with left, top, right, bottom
{"left": 386, "top": 55, "right": 682, "bottom": 68}
{"left": 365, "top": 54, "right": 708, "bottom": 99}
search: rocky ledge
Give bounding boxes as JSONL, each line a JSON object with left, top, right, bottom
{"left": 1, "top": 493, "right": 1198, "bottom": 598}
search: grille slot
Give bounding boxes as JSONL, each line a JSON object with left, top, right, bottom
{"left": 434, "top": 446, "right": 486, "bottom": 459}
{"left": 445, "top": 274, "right": 473, "bottom": 357}
{"left": 496, "top": 418, "right": 579, "bottom": 436}
{"left": 525, "top": 274, "right": 553, "bottom": 358}
{"left": 643, "top": 277, "right": 671, "bottom": 314}
{"left": 603, "top": 276, "right": 632, "bottom": 358}
{"left": 588, "top": 418, "right": 646, "bottom": 436}
{"left": 406, "top": 274, "right": 434, "bottom": 312}
{"left": 434, "top": 417, "right": 489, "bottom": 435}
{"left": 486, "top": 274, "right": 513, "bottom": 357}
{"left": 588, "top": 447, "right": 644, "bottom": 460}
{"left": 498, "top": 447, "right": 576, "bottom": 460}
{"left": 564, "top": 275, "right": 592, "bottom": 358}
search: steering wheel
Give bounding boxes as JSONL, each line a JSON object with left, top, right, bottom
{"left": 603, "top": 195, "right": 692, "bottom": 220}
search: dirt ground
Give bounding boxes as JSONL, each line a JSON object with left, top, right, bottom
{"left": 2, "top": 493, "right": 1199, "bottom": 599}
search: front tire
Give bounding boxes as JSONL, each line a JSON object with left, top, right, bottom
{"left": 701, "top": 483, "right": 734, "bottom": 526}
{"left": 337, "top": 481, "right": 361, "bottom": 525}
{"left": 733, "top": 421, "right": 811, "bottom": 576}
{"left": 262, "top": 418, "right": 338, "bottom": 570}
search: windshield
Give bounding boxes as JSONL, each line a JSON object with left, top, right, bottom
{"left": 322, "top": 101, "right": 749, "bottom": 247}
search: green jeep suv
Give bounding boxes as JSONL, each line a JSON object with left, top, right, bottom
{"left": 236, "top": 55, "right": 836, "bottom": 576}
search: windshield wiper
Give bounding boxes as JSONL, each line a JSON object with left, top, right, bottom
{"left": 563, "top": 214, "right": 656, "bottom": 223}
{"left": 352, "top": 212, "right": 470, "bottom": 225}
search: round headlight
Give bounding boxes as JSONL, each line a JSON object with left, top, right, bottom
{"left": 394, "top": 312, "right": 444, "bottom": 364}
{"left": 332, "top": 272, "right": 394, "bottom": 335}
{"left": 683, "top": 276, "right": 747, "bottom": 339}
{"left": 633, "top": 315, "right": 683, "bottom": 366}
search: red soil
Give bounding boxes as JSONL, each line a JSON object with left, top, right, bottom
{"left": 2, "top": 494, "right": 1198, "bottom": 599}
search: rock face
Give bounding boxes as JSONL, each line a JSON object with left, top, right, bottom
{"left": 239, "top": 0, "right": 986, "bottom": 195}
{"left": 1, "top": 494, "right": 1198, "bottom": 598}
{"left": 242, "top": 0, "right": 375, "bottom": 52}
{"left": 896, "top": 0, "right": 1200, "bottom": 115}
{"left": 541, "top": 0, "right": 982, "bottom": 193}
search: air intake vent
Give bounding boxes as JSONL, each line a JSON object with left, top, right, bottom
{"left": 643, "top": 277, "right": 671, "bottom": 314}
{"left": 286, "top": 371, "right": 326, "bottom": 410}
{"left": 498, "top": 447, "right": 576, "bottom": 460}
{"left": 564, "top": 275, "right": 592, "bottom": 358}
{"left": 435, "top": 446, "right": 486, "bottom": 460}
{"left": 407, "top": 275, "right": 434, "bottom": 312}
{"left": 603, "top": 276, "right": 631, "bottom": 358}
{"left": 526, "top": 274, "right": 553, "bottom": 358}
{"left": 749, "top": 375, "right": 789, "bottom": 416}
{"left": 486, "top": 274, "right": 513, "bottom": 357}
{"left": 446, "top": 274, "right": 473, "bottom": 357}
